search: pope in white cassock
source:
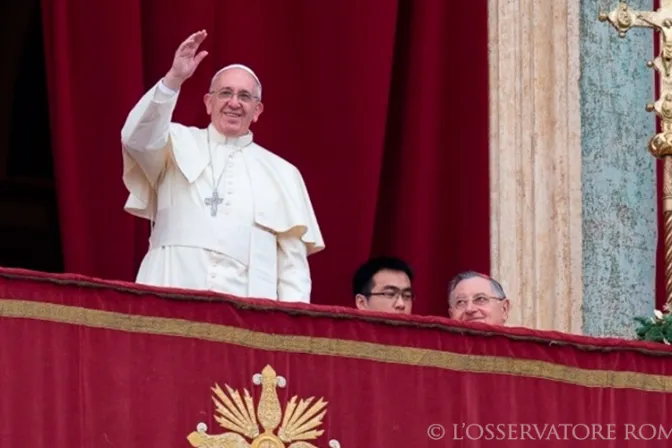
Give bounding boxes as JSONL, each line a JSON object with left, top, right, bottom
{"left": 120, "top": 30, "right": 324, "bottom": 303}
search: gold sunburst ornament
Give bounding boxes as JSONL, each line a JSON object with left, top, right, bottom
{"left": 187, "top": 365, "right": 342, "bottom": 448}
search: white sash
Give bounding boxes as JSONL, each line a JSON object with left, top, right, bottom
{"left": 149, "top": 207, "right": 278, "bottom": 298}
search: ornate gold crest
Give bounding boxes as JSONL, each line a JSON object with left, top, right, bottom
{"left": 187, "top": 365, "right": 341, "bottom": 448}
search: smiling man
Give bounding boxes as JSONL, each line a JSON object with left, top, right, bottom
{"left": 121, "top": 30, "right": 324, "bottom": 302}
{"left": 447, "top": 271, "right": 509, "bottom": 325}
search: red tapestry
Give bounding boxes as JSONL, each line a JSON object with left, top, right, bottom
{"left": 2, "top": 267, "right": 672, "bottom": 447}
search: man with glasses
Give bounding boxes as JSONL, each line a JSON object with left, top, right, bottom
{"left": 352, "top": 256, "right": 414, "bottom": 315}
{"left": 120, "top": 30, "right": 324, "bottom": 303}
{"left": 447, "top": 271, "right": 509, "bottom": 325}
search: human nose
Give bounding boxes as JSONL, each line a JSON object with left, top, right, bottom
{"left": 464, "top": 300, "right": 478, "bottom": 313}
{"left": 393, "top": 296, "right": 406, "bottom": 310}
{"left": 227, "top": 95, "right": 242, "bottom": 107}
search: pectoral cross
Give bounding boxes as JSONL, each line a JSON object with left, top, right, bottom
{"left": 600, "top": 0, "right": 672, "bottom": 310}
{"left": 204, "top": 190, "right": 223, "bottom": 217}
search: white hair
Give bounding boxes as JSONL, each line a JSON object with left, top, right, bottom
{"left": 210, "top": 64, "right": 262, "bottom": 99}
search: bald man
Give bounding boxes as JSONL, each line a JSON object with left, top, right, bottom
{"left": 121, "top": 30, "right": 324, "bottom": 303}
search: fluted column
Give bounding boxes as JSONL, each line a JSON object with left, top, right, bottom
{"left": 488, "top": 0, "right": 583, "bottom": 333}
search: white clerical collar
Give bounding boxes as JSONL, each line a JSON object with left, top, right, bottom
{"left": 207, "top": 124, "right": 254, "bottom": 148}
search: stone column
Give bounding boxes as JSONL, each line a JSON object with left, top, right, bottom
{"left": 580, "top": 0, "right": 656, "bottom": 337}
{"left": 488, "top": 0, "right": 584, "bottom": 333}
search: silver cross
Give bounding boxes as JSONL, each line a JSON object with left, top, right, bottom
{"left": 204, "top": 190, "right": 224, "bottom": 216}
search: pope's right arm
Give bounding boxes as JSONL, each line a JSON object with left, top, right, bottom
{"left": 121, "top": 29, "right": 207, "bottom": 189}
{"left": 121, "top": 30, "right": 208, "bottom": 219}
{"left": 120, "top": 81, "right": 179, "bottom": 187}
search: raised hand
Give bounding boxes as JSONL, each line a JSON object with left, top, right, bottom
{"left": 164, "top": 30, "right": 209, "bottom": 90}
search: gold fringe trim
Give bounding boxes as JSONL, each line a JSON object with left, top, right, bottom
{"left": 2, "top": 299, "right": 672, "bottom": 393}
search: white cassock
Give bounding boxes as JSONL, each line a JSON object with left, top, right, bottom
{"left": 120, "top": 80, "right": 324, "bottom": 303}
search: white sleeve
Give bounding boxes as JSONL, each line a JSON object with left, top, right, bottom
{"left": 121, "top": 79, "right": 180, "bottom": 186}
{"left": 276, "top": 236, "right": 312, "bottom": 303}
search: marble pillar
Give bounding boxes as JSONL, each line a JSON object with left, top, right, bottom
{"left": 580, "top": 0, "right": 657, "bottom": 337}
{"left": 489, "top": 0, "right": 658, "bottom": 338}
{"left": 489, "top": 0, "right": 584, "bottom": 333}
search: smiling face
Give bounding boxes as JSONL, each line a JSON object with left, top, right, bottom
{"left": 204, "top": 67, "right": 264, "bottom": 137}
{"left": 448, "top": 276, "right": 509, "bottom": 325}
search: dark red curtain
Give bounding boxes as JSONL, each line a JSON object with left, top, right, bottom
{"left": 40, "top": 0, "right": 489, "bottom": 315}
{"left": 3, "top": 268, "right": 672, "bottom": 447}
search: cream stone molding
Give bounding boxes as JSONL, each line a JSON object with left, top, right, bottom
{"left": 488, "top": 0, "right": 583, "bottom": 333}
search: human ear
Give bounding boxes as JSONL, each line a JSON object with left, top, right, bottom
{"left": 355, "top": 294, "right": 368, "bottom": 310}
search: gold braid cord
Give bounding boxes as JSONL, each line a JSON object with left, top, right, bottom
{"left": 600, "top": 0, "right": 672, "bottom": 311}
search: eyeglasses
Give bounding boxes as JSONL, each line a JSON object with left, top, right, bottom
{"left": 451, "top": 294, "right": 505, "bottom": 310}
{"left": 210, "top": 89, "right": 258, "bottom": 103}
{"left": 368, "top": 288, "right": 415, "bottom": 302}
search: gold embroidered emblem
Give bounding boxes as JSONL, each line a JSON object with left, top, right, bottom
{"left": 187, "top": 365, "right": 341, "bottom": 448}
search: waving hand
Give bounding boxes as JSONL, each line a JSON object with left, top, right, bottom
{"left": 164, "top": 30, "right": 209, "bottom": 90}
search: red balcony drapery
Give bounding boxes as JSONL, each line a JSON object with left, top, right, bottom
{"left": 2, "top": 267, "right": 672, "bottom": 447}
